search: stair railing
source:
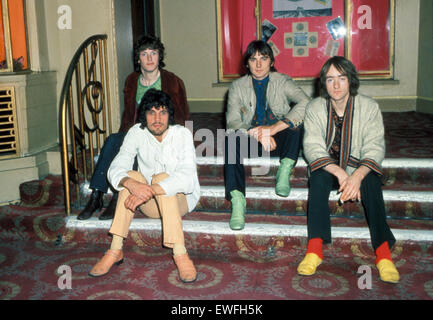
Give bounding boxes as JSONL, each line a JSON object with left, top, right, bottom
{"left": 59, "top": 34, "right": 112, "bottom": 215}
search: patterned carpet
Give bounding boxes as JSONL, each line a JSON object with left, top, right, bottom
{"left": 2, "top": 234, "right": 433, "bottom": 300}
{"left": 1, "top": 204, "right": 433, "bottom": 300}
{"left": 1, "top": 111, "right": 433, "bottom": 302}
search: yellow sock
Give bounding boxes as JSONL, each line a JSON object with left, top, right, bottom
{"left": 173, "top": 243, "right": 187, "bottom": 256}
{"left": 110, "top": 235, "right": 124, "bottom": 251}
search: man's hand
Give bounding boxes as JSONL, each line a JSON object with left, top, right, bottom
{"left": 120, "top": 177, "right": 156, "bottom": 211}
{"left": 260, "top": 135, "right": 277, "bottom": 152}
{"left": 338, "top": 175, "right": 362, "bottom": 203}
{"left": 248, "top": 125, "right": 273, "bottom": 141}
{"left": 325, "top": 165, "right": 371, "bottom": 203}
{"left": 124, "top": 194, "right": 146, "bottom": 212}
{"left": 248, "top": 120, "right": 289, "bottom": 140}
{"left": 324, "top": 164, "right": 357, "bottom": 203}
{"left": 339, "top": 166, "right": 371, "bottom": 202}
{"left": 122, "top": 181, "right": 166, "bottom": 212}
{"left": 248, "top": 126, "right": 277, "bottom": 152}
{"left": 324, "top": 164, "right": 349, "bottom": 186}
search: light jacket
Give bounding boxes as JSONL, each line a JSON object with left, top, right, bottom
{"left": 303, "top": 94, "right": 385, "bottom": 176}
{"left": 226, "top": 72, "right": 311, "bottom": 131}
{"left": 108, "top": 124, "right": 200, "bottom": 212}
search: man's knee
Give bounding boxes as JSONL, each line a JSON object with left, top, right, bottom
{"left": 101, "top": 133, "right": 125, "bottom": 152}
{"left": 309, "top": 169, "right": 333, "bottom": 187}
{"left": 127, "top": 170, "right": 148, "bottom": 184}
{"left": 105, "top": 132, "right": 125, "bottom": 143}
{"left": 361, "top": 172, "right": 382, "bottom": 190}
{"left": 152, "top": 172, "right": 169, "bottom": 185}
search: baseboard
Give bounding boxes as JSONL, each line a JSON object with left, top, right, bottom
{"left": 187, "top": 97, "right": 422, "bottom": 113}
{"left": 374, "top": 97, "right": 417, "bottom": 112}
{"left": 188, "top": 99, "right": 225, "bottom": 113}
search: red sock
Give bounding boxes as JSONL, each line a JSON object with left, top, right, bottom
{"left": 375, "top": 241, "right": 392, "bottom": 265}
{"left": 306, "top": 238, "right": 323, "bottom": 260}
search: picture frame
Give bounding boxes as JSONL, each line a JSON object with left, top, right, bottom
{"left": 216, "top": 0, "right": 395, "bottom": 81}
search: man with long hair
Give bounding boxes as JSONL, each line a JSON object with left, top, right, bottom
{"left": 89, "top": 89, "right": 200, "bottom": 283}
{"left": 298, "top": 56, "right": 399, "bottom": 283}
{"left": 224, "top": 40, "right": 310, "bottom": 230}
{"left": 78, "top": 35, "right": 189, "bottom": 221}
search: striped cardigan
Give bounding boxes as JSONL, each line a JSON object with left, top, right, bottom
{"left": 303, "top": 94, "right": 385, "bottom": 176}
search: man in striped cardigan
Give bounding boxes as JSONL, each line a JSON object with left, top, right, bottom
{"left": 298, "top": 56, "right": 400, "bottom": 283}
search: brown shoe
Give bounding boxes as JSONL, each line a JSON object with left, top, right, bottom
{"left": 173, "top": 253, "right": 197, "bottom": 283}
{"left": 89, "top": 249, "right": 124, "bottom": 277}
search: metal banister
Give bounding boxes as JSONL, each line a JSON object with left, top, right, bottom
{"left": 59, "top": 34, "right": 112, "bottom": 215}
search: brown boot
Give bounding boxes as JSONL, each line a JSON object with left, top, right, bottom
{"left": 173, "top": 253, "right": 197, "bottom": 283}
{"left": 89, "top": 249, "right": 124, "bottom": 277}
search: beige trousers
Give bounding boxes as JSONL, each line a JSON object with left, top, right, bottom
{"left": 109, "top": 170, "right": 189, "bottom": 248}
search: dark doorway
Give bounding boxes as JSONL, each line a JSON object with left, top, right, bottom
{"left": 131, "top": 0, "right": 157, "bottom": 45}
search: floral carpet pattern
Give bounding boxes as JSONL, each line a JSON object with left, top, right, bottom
{"left": 1, "top": 205, "right": 433, "bottom": 300}
{"left": 1, "top": 112, "right": 433, "bottom": 301}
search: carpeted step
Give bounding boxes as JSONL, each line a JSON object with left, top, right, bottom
{"left": 64, "top": 215, "right": 433, "bottom": 243}
{"left": 197, "top": 157, "right": 433, "bottom": 191}
{"left": 195, "top": 157, "right": 433, "bottom": 219}
{"left": 19, "top": 175, "right": 68, "bottom": 208}
{"left": 3, "top": 203, "right": 433, "bottom": 243}
{"left": 2, "top": 204, "right": 433, "bottom": 245}
{"left": 18, "top": 156, "right": 433, "bottom": 219}
{"left": 196, "top": 186, "right": 433, "bottom": 219}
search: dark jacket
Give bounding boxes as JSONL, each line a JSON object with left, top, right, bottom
{"left": 119, "top": 69, "right": 190, "bottom": 133}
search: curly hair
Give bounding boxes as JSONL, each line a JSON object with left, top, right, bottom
{"left": 134, "top": 35, "right": 165, "bottom": 71}
{"left": 137, "top": 89, "right": 175, "bottom": 129}
{"left": 319, "top": 56, "right": 360, "bottom": 98}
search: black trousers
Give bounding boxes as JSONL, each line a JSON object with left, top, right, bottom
{"left": 224, "top": 126, "right": 303, "bottom": 201}
{"left": 307, "top": 168, "right": 396, "bottom": 250}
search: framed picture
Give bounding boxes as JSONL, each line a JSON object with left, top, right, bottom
{"left": 216, "top": 0, "right": 259, "bottom": 81}
{"left": 216, "top": 0, "right": 395, "bottom": 81}
{"left": 346, "top": 0, "right": 394, "bottom": 78}
{"left": 0, "top": 0, "right": 28, "bottom": 73}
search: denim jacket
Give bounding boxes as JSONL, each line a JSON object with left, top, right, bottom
{"left": 226, "top": 72, "right": 311, "bottom": 131}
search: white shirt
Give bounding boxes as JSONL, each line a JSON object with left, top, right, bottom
{"left": 108, "top": 124, "right": 200, "bottom": 212}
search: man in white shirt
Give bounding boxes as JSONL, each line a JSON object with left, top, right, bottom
{"left": 89, "top": 89, "right": 200, "bottom": 283}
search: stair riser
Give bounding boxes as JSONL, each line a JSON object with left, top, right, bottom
{"left": 18, "top": 175, "right": 433, "bottom": 219}
{"left": 198, "top": 165, "right": 433, "bottom": 190}
{"left": 197, "top": 196, "right": 433, "bottom": 219}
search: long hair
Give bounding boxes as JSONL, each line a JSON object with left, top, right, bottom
{"left": 134, "top": 35, "right": 165, "bottom": 71}
{"left": 137, "top": 89, "right": 175, "bottom": 129}
{"left": 319, "top": 56, "right": 360, "bottom": 98}
{"left": 243, "top": 40, "right": 277, "bottom": 74}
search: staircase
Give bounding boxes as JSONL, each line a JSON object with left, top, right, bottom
{"left": 14, "top": 112, "right": 433, "bottom": 245}
{"left": 61, "top": 155, "right": 433, "bottom": 242}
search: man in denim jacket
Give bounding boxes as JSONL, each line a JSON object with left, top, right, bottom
{"left": 224, "top": 40, "right": 310, "bottom": 230}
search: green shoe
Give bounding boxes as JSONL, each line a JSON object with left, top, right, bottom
{"left": 229, "top": 190, "right": 246, "bottom": 230}
{"left": 275, "top": 158, "right": 295, "bottom": 197}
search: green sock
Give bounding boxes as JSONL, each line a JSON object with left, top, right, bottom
{"left": 110, "top": 235, "right": 124, "bottom": 251}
